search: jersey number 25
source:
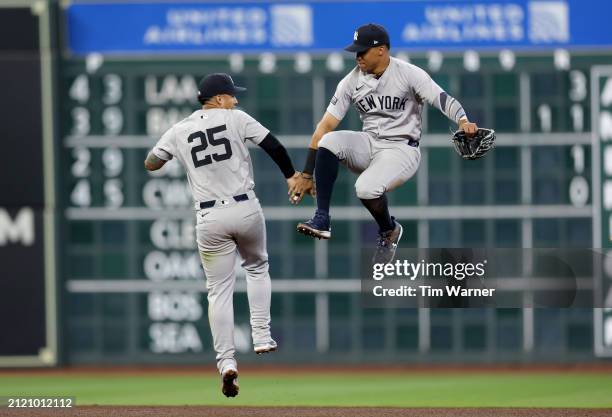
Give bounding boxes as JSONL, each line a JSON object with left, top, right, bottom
{"left": 187, "top": 125, "right": 233, "bottom": 168}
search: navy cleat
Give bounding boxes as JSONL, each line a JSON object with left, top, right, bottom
{"left": 297, "top": 210, "right": 331, "bottom": 239}
{"left": 372, "top": 217, "right": 403, "bottom": 265}
{"left": 221, "top": 368, "right": 239, "bottom": 398}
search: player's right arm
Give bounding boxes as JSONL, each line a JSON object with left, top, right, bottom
{"left": 144, "top": 152, "right": 167, "bottom": 171}
{"left": 289, "top": 73, "right": 353, "bottom": 203}
{"left": 306, "top": 72, "right": 352, "bottom": 154}
{"left": 308, "top": 111, "right": 342, "bottom": 150}
{"left": 287, "top": 112, "right": 340, "bottom": 204}
{"left": 144, "top": 126, "right": 177, "bottom": 171}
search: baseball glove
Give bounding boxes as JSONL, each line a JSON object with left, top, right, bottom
{"left": 451, "top": 128, "right": 496, "bottom": 160}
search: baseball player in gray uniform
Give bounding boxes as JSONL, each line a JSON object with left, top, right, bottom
{"left": 290, "top": 23, "right": 478, "bottom": 264}
{"left": 145, "top": 73, "right": 300, "bottom": 398}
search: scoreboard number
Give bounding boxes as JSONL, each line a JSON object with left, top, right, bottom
{"left": 569, "top": 145, "right": 588, "bottom": 207}
{"left": 569, "top": 176, "right": 589, "bottom": 207}
{"left": 569, "top": 70, "right": 587, "bottom": 132}
{"left": 70, "top": 179, "right": 91, "bottom": 207}
{"left": 70, "top": 147, "right": 92, "bottom": 207}
{"left": 69, "top": 74, "right": 89, "bottom": 103}
{"left": 102, "top": 74, "right": 122, "bottom": 105}
{"left": 71, "top": 147, "right": 90, "bottom": 177}
{"left": 570, "top": 145, "right": 585, "bottom": 173}
{"left": 102, "top": 148, "right": 124, "bottom": 208}
{"left": 103, "top": 179, "right": 123, "bottom": 208}
{"left": 102, "top": 148, "right": 123, "bottom": 177}
{"left": 70, "top": 107, "right": 90, "bottom": 136}
{"left": 570, "top": 104, "right": 584, "bottom": 132}
{"left": 68, "top": 73, "right": 125, "bottom": 135}
{"left": 569, "top": 70, "right": 587, "bottom": 101}
{"left": 102, "top": 107, "right": 123, "bottom": 135}
{"left": 593, "top": 67, "right": 612, "bottom": 357}
{"left": 537, "top": 104, "right": 552, "bottom": 133}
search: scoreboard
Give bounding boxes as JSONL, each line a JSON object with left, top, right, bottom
{"left": 593, "top": 68, "right": 612, "bottom": 356}
{"left": 57, "top": 48, "right": 612, "bottom": 363}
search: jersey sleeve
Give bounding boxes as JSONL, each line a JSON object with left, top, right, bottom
{"left": 326, "top": 73, "right": 353, "bottom": 121}
{"left": 408, "top": 64, "right": 445, "bottom": 106}
{"left": 152, "top": 126, "right": 177, "bottom": 161}
{"left": 408, "top": 64, "right": 467, "bottom": 124}
{"left": 234, "top": 110, "right": 270, "bottom": 145}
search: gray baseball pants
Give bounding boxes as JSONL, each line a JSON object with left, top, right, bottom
{"left": 196, "top": 195, "right": 271, "bottom": 374}
{"left": 318, "top": 131, "right": 421, "bottom": 198}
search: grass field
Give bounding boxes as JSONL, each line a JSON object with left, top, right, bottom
{"left": 2, "top": 371, "right": 612, "bottom": 408}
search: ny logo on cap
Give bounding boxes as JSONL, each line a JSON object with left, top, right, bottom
{"left": 354, "top": 31, "right": 358, "bottom": 41}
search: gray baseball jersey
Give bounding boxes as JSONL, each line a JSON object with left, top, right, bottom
{"left": 327, "top": 56, "right": 466, "bottom": 142}
{"left": 152, "top": 108, "right": 269, "bottom": 203}
{"left": 151, "top": 107, "right": 274, "bottom": 376}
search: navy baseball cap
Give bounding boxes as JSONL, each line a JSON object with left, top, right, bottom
{"left": 344, "top": 23, "right": 390, "bottom": 53}
{"left": 197, "top": 73, "right": 246, "bottom": 100}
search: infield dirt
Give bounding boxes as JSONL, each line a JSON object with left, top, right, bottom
{"left": 3, "top": 406, "right": 612, "bottom": 417}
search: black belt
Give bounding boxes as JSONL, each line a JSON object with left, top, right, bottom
{"left": 199, "top": 193, "right": 249, "bottom": 209}
{"left": 407, "top": 139, "right": 419, "bottom": 148}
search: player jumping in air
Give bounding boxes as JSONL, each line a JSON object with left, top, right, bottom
{"left": 145, "top": 73, "right": 300, "bottom": 398}
{"left": 289, "top": 23, "right": 478, "bottom": 264}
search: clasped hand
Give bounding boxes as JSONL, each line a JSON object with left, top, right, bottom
{"left": 287, "top": 172, "right": 316, "bottom": 205}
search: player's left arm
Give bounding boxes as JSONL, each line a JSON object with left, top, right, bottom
{"left": 258, "top": 133, "right": 297, "bottom": 179}
{"left": 144, "top": 152, "right": 167, "bottom": 171}
{"left": 257, "top": 134, "right": 307, "bottom": 203}
{"left": 411, "top": 65, "right": 478, "bottom": 136}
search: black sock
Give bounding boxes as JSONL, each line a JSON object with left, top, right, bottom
{"left": 315, "top": 147, "right": 339, "bottom": 215}
{"left": 360, "top": 194, "right": 394, "bottom": 232}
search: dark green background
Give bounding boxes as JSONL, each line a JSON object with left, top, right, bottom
{"left": 59, "top": 54, "right": 606, "bottom": 364}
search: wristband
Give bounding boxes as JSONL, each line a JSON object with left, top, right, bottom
{"left": 303, "top": 148, "right": 317, "bottom": 175}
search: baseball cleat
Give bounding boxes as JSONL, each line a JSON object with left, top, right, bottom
{"left": 221, "top": 368, "right": 239, "bottom": 398}
{"left": 254, "top": 339, "right": 278, "bottom": 354}
{"left": 372, "top": 217, "right": 403, "bottom": 265}
{"left": 297, "top": 210, "right": 331, "bottom": 239}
